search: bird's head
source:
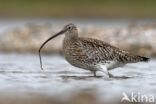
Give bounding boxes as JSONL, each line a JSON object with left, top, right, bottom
{"left": 62, "top": 23, "right": 78, "bottom": 38}
{"left": 38, "top": 23, "right": 78, "bottom": 70}
{"left": 63, "top": 23, "right": 77, "bottom": 32}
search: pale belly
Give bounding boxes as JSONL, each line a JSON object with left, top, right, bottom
{"left": 64, "top": 53, "right": 124, "bottom": 72}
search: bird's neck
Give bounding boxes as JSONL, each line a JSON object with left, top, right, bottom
{"left": 64, "top": 31, "right": 78, "bottom": 41}
{"left": 63, "top": 32, "right": 78, "bottom": 52}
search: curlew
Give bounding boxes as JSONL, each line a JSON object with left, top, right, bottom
{"left": 39, "top": 23, "right": 149, "bottom": 78}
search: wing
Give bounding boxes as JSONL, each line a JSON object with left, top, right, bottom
{"left": 74, "top": 38, "right": 122, "bottom": 64}
{"left": 67, "top": 37, "right": 146, "bottom": 66}
{"left": 75, "top": 38, "right": 147, "bottom": 64}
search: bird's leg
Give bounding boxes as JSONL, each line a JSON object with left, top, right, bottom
{"left": 93, "top": 71, "right": 97, "bottom": 77}
{"left": 108, "top": 72, "right": 115, "bottom": 78}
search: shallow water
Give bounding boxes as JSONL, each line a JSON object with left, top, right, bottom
{"left": 0, "top": 54, "right": 156, "bottom": 102}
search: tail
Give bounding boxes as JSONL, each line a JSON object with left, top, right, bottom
{"left": 139, "top": 56, "right": 150, "bottom": 62}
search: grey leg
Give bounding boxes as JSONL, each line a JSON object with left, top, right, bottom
{"left": 93, "top": 71, "right": 97, "bottom": 77}
{"left": 108, "top": 72, "right": 115, "bottom": 78}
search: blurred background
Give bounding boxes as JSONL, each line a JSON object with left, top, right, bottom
{"left": 0, "top": 0, "right": 156, "bottom": 104}
{"left": 0, "top": 0, "right": 156, "bottom": 18}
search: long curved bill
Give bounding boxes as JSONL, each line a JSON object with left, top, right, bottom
{"left": 38, "top": 29, "right": 67, "bottom": 70}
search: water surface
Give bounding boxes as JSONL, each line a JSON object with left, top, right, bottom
{"left": 0, "top": 54, "right": 155, "bottom": 102}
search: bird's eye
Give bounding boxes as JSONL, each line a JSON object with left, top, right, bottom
{"left": 68, "top": 26, "right": 72, "bottom": 30}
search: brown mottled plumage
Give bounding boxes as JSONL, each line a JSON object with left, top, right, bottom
{"left": 39, "top": 23, "right": 149, "bottom": 77}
